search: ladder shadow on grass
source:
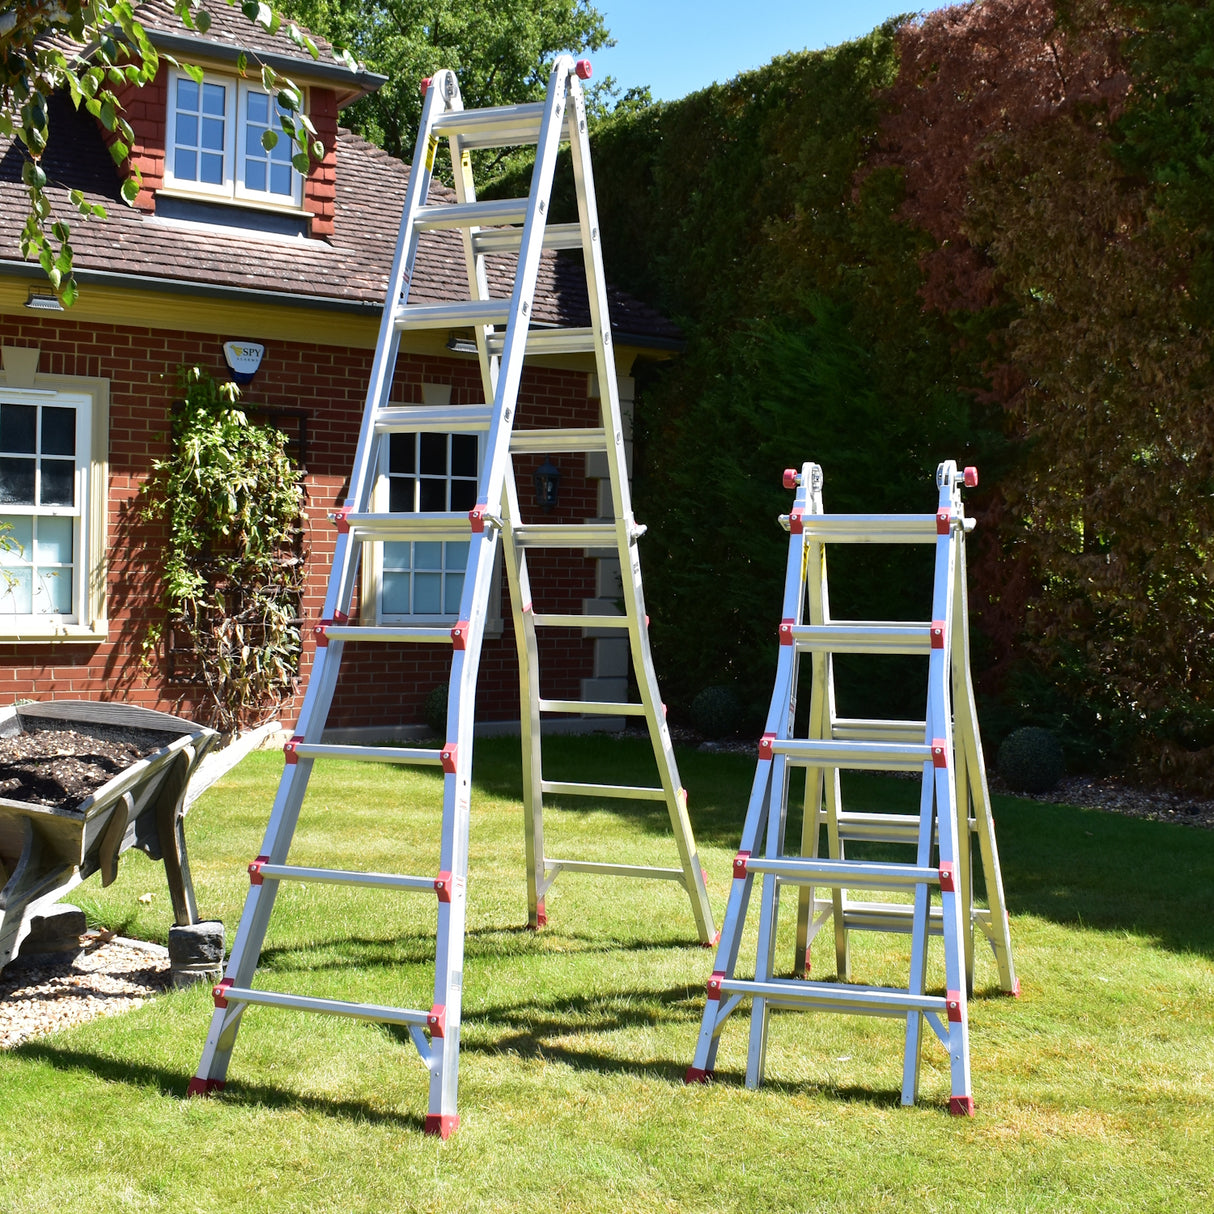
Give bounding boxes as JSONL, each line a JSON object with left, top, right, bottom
{"left": 9, "top": 1041, "right": 427, "bottom": 1130}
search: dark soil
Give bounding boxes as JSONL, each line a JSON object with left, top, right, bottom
{"left": 0, "top": 720, "right": 173, "bottom": 811}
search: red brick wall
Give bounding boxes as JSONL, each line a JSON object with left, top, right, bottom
{"left": 0, "top": 314, "right": 598, "bottom": 731}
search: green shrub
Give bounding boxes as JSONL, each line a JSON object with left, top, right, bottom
{"left": 997, "top": 726, "right": 1065, "bottom": 794}
{"left": 690, "top": 685, "right": 743, "bottom": 738}
{"left": 423, "top": 684, "right": 448, "bottom": 737}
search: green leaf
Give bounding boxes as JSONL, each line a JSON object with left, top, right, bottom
{"left": 195, "top": 9, "right": 212, "bottom": 34}
{"left": 110, "top": 139, "right": 130, "bottom": 164}
{"left": 59, "top": 279, "right": 79, "bottom": 308}
{"left": 183, "top": 64, "right": 205, "bottom": 85}
{"left": 291, "top": 151, "right": 310, "bottom": 174}
{"left": 99, "top": 100, "right": 117, "bottom": 131}
{"left": 121, "top": 177, "right": 141, "bottom": 204}
{"left": 260, "top": 130, "right": 279, "bottom": 151}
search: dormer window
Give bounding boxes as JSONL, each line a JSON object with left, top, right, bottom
{"left": 164, "top": 68, "right": 303, "bottom": 207}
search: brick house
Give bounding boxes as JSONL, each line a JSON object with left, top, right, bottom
{"left": 0, "top": 3, "right": 680, "bottom": 734}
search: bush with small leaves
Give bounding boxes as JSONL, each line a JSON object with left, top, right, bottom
{"left": 997, "top": 726, "right": 1065, "bottom": 794}
{"left": 424, "top": 684, "right": 448, "bottom": 737}
{"left": 690, "top": 685, "right": 743, "bottom": 739}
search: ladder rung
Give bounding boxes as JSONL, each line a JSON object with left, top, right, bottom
{"left": 744, "top": 856, "right": 940, "bottom": 891}
{"left": 539, "top": 698, "right": 647, "bottom": 716}
{"left": 792, "top": 623, "right": 932, "bottom": 655}
{"left": 789, "top": 515, "right": 941, "bottom": 544}
{"left": 218, "top": 985, "right": 430, "bottom": 1027}
{"left": 510, "top": 427, "right": 609, "bottom": 454}
{"left": 834, "top": 812, "right": 922, "bottom": 844}
{"left": 374, "top": 406, "right": 494, "bottom": 434}
{"left": 254, "top": 862, "right": 437, "bottom": 893}
{"left": 415, "top": 198, "right": 528, "bottom": 230}
{"left": 546, "top": 859, "right": 687, "bottom": 881}
{"left": 773, "top": 738, "right": 933, "bottom": 772}
{"left": 341, "top": 512, "right": 472, "bottom": 544}
{"left": 472, "top": 222, "right": 584, "bottom": 255}
{"left": 291, "top": 742, "right": 443, "bottom": 766}
{"left": 832, "top": 718, "right": 925, "bottom": 743}
{"left": 718, "top": 976, "right": 948, "bottom": 1019}
{"left": 396, "top": 299, "right": 510, "bottom": 331}
{"left": 322, "top": 624, "right": 454, "bottom": 645}
{"left": 486, "top": 327, "right": 597, "bottom": 357}
{"left": 541, "top": 780, "right": 666, "bottom": 802}
{"left": 432, "top": 102, "right": 546, "bottom": 148}
{"left": 513, "top": 523, "right": 619, "bottom": 549}
{"left": 531, "top": 612, "right": 630, "bottom": 631}
{"left": 840, "top": 902, "right": 994, "bottom": 937}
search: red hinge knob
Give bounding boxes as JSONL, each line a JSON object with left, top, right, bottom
{"left": 963, "top": 466, "right": 978, "bottom": 488}
{"left": 420, "top": 76, "right": 431, "bottom": 94}
{"left": 575, "top": 59, "right": 593, "bottom": 79}
{"left": 783, "top": 468, "right": 799, "bottom": 490}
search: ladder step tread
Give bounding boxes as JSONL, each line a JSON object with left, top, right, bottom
{"left": 254, "top": 862, "right": 437, "bottom": 892}
{"left": 322, "top": 625, "right": 455, "bottom": 645}
{"left": 539, "top": 698, "right": 648, "bottom": 716}
{"left": 773, "top": 738, "right": 934, "bottom": 772}
{"left": 744, "top": 856, "right": 939, "bottom": 889}
{"left": 541, "top": 780, "right": 667, "bottom": 802}
{"left": 514, "top": 523, "right": 620, "bottom": 549}
{"left": 834, "top": 811, "right": 922, "bottom": 843}
{"left": 337, "top": 512, "right": 473, "bottom": 544}
{"left": 291, "top": 742, "right": 443, "bottom": 766}
{"left": 472, "top": 222, "right": 584, "bottom": 255}
{"left": 832, "top": 718, "right": 926, "bottom": 743}
{"left": 547, "top": 859, "right": 687, "bottom": 881}
{"left": 510, "top": 427, "right": 609, "bottom": 454}
{"left": 375, "top": 406, "right": 494, "bottom": 433}
{"left": 531, "top": 612, "right": 629, "bottom": 630}
{"left": 221, "top": 985, "right": 431, "bottom": 1027}
{"left": 785, "top": 514, "right": 940, "bottom": 544}
{"left": 415, "top": 198, "right": 528, "bottom": 230}
{"left": 718, "top": 976, "right": 948, "bottom": 1017}
{"left": 792, "top": 623, "right": 932, "bottom": 654}
{"left": 431, "top": 101, "right": 546, "bottom": 148}
{"left": 486, "top": 327, "right": 597, "bottom": 357}
{"left": 396, "top": 300, "right": 510, "bottom": 330}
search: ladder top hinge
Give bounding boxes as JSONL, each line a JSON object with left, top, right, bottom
{"left": 930, "top": 620, "right": 946, "bottom": 649}
{"left": 428, "top": 1004, "right": 447, "bottom": 1037}
{"left": 938, "top": 861, "right": 956, "bottom": 892}
{"left": 249, "top": 855, "right": 270, "bottom": 885}
{"left": 733, "top": 851, "right": 750, "bottom": 878}
{"left": 946, "top": 990, "right": 964, "bottom": 1023}
{"left": 440, "top": 744, "right": 458, "bottom": 774}
{"left": 706, "top": 971, "right": 726, "bottom": 1000}
{"left": 779, "top": 619, "right": 795, "bottom": 646}
{"left": 284, "top": 735, "right": 304, "bottom": 764}
{"left": 932, "top": 739, "right": 949, "bottom": 769}
{"left": 758, "top": 733, "right": 776, "bottom": 761}
{"left": 450, "top": 620, "right": 471, "bottom": 649}
{"left": 212, "top": 978, "right": 234, "bottom": 1009}
{"left": 936, "top": 508, "right": 952, "bottom": 535}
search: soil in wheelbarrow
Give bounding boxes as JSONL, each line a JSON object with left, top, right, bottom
{"left": 0, "top": 720, "right": 175, "bottom": 812}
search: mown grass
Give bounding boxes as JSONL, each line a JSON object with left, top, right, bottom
{"left": 2, "top": 735, "right": 1211, "bottom": 1213}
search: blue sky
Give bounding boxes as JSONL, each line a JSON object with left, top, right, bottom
{"left": 592, "top": 1, "right": 963, "bottom": 101}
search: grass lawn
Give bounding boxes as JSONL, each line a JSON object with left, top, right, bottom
{"left": 1, "top": 734, "right": 1211, "bottom": 1213}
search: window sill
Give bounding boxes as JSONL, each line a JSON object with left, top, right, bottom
{"left": 0, "top": 621, "right": 108, "bottom": 644}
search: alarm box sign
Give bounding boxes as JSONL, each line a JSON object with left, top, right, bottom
{"left": 223, "top": 340, "right": 266, "bottom": 385}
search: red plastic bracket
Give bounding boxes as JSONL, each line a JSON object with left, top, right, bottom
{"left": 434, "top": 871, "right": 454, "bottom": 903}
{"left": 249, "top": 855, "right": 269, "bottom": 886}
{"left": 758, "top": 732, "right": 776, "bottom": 761}
{"left": 936, "top": 508, "right": 952, "bottom": 536}
{"left": 946, "top": 990, "right": 964, "bottom": 1023}
{"left": 424, "top": 1114, "right": 459, "bottom": 1139}
{"left": 212, "top": 978, "right": 234, "bottom": 1009}
{"left": 779, "top": 618, "right": 795, "bottom": 646}
{"left": 450, "top": 620, "right": 470, "bottom": 649}
{"left": 440, "top": 744, "right": 458, "bottom": 774}
{"left": 949, "top": 1095, "right": 975, "bottom": 1117}
{"left": 283, "top": 735, "right": 303, "bottom": 765}
{"left": 314, "top": 610, "right": 349, "bottom": 647}
{"left": 575, "top": 59, "right": 593, "bottom": 79}
{"left": 186, "top": 1077, "right": 225, "bottom": 1097}
{"left": 783, "top": 468, "right": 799, "bottom": 490}
{"left": 963, "top": 466, "right": 979, "bottom": 488}
{"left": 930, "top": 620, "right": 946, "bottom": 649}
{"left": 733, "top": 851, "right": 750, "bottom": 879}
{"left": 468, "top": 504, "right": 488, "bottom": 533}
{"left": 330, "top": 506, "right": 352, "bottom": 534}
{"left": 938, "top": 861, "right": 955, "bottom": 892}
{"left": 789, "top": 506, "right": 805, "bottom": 535}
{"left": 685, "top": 1067, "right": 714, "bottom": 1084}
{"left": 528, "top": 899, "right": 548, "bottom": 929}
{"left": 427, "top": 1004, "right": 447, "bottom": 1038}
{"left": 419, "top": 76, "right": 432, "bottom": 95}
{"left": 706, "top": 971, "right": 726, "bottom": 1001}
{"left": 932, "top": 739, "right": 949, "bottom": 769}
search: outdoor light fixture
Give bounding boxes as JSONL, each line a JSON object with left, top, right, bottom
{"left": 445, "top": 333, "right": 479, "bottom": 355}
{"left": 24, "top": 289, "right": 64, "bottom": 312}
{"left": 533, "top": 457, "right": 561, "bottom": 511}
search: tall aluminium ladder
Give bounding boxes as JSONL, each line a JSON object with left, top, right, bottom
{"left": 686, "top": 460, "right": 1017, "bottom": 1114}
{"left": 189, "top": 57, "right": 715, "bottom": 1137}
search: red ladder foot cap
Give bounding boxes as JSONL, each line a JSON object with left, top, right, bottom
{"left": 424, "top": 1114, "right": 459, "bottom": 1139}
{"left": 949, "top": 1095, "right": 975, "bottom": 1116}
{"left": 685, "top": 1067, "right": 715, "bottom": 1085}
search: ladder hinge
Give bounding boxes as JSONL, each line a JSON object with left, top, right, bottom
{"left": 938, "top": 861, "right": 955, "bottom": 892}
{"left": 314, "top": 610, "right": 349, "bottom": 648}
{"left": 706, "top": 971, "right": 726, "bottom": 1000}
{"left": 779, "top": 619, "right": 795, "bottom": 646}
{"left": 284, "top": 735, "right": 304, "bottom": 764}
{"left": 789, "top": 507, "right": 804, "bottom": 535}
{"left": 329, "top": 506, "right": 352, "bottom": 534}
{"left": 758, "top": 733, "right": 776, "bottom": 761}
{"left": 450, "top": 620, "right": 471, "bottom": 649}
{"left": 946, "top": 990, "right": 964, "bottom": 1023}
{"left": 782, "top": 468, "right": 799, "bottom": 490}
{"left": 434, "top": 871, "right": 454, "bottom": 902}
{"left": 930, "top": 620, "right": 946, "bottom": 649}
{"left": 427, "top": 1004, "right": 447, "bottom": 1037}
{"left": 936, "top": 509, "right": 952, "bottom": 535}
{"left": 932, "top": 739, "right": 949, "bottom": 769}
{"left": 963, "top": 466, "right": 978, "bottom": 488}
{"left": 733, "top": 851, "right": 750, "bottom": 878}
{"left": 212, "top": 978, "right": 234, "bottom": 1009}
{"left": 440, "top": 744, "right": 458, "bottom": 774}
{"left": 249, "top": 855, "right": 270, "bottom": 885}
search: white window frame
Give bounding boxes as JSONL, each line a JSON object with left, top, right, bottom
{"left": 0, "top": 370, "right": 109, "bottom": 643}
{"left": 163, "top": 68, "right": 304, "bottom": 208}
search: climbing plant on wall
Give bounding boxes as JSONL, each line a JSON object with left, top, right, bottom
{"left": 142, "top": 367, "right": 307, "bottom": 733}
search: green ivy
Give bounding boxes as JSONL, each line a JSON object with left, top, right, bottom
{"left": 142, "top": 367, "right": 307, "bottom": 733}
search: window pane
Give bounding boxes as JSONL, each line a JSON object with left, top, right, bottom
{"left": 246, "top": 91, "right": 269, "bottom": 124}
{"left": 382, "top": 541, "right": 410, "bottom": 572}
{"left": 381, "top": 572, "right": 410, "bottom": 614}
{"left": 444, "top": 572, "right": 464, "bottom": 615}
{"left": 245, "top": 161, "right": 267, "bottom": 193}
{"left": 0, "top": 567, "right": 31, "bottom": 613}
{"left": 34, "top": 516, "right": 72, "bottom": 564}
{"left": 415, "top": 542, "right": 443, "bottom": 571}
{"left": 41, "top": 407, "right": 75, "bottom": 456}
{"left": 270, "top": 162, "right": 292, "bottom": 196}
{"left": 37, "top": 567, "right": 71, "bottom": 614}
{"left": 202, "top": 82, "right": 227, "bottom": 115}
{"left": 413, "top": 573, "right": 441, "bottom": 614}
{"left": 176, "top": 112, "right": 198, "bottom": 146}
{"left": 40, "top": 459, "right": 75, "bottom": 507}
{"left": 177, "top": 78, "right": 199, "bottom": 111}
{"left": 419, "top": 433, "right": 446, "bottom": 475}
{"left": 450, "top": 479, "right": 476, "bottom": 512}
{"left": 389, "top": 476, "right": 415, "bottom": 512}
{"left": 175, "top": 148, "right": 198, "bottom": 180}
{"left": 0, "top": 516, "right": 31, "bottom": 563}
{"left": 419, "top": 479, "right": 445, "bottom": 512}
{"left": 389, "top": 434, "right": 416, "bottom": 474}
{"left": 451, "top": 434, "right": 478, "bottom": 477}
{"left": 201, "top": 116, "right": 225, "bottom": 152}
{"left": 0, "top": 458, "right": 35, "bottom": 504}
{"left": 0, "top": 404, "right": 36, "bottom": 453}
{"left": 201, "top": 152, "right": 224, "bottom": 184}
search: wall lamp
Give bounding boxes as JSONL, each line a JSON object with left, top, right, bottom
{"left": 24, "top": 289, "right": 64, "bottom": 312}
{"left": 534, "top": 457, "right": 561, "bottom": 512}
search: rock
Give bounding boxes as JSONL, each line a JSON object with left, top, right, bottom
{"left": 18, "top": 904, "right": 87, "bottom": 958}
{"left": 168, "top": 921, "right": 225, "bottom": 990}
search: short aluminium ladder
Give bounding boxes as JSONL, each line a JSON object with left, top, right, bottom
{"left": 686, "top": 460, "right": 1017, "bottom": 1114}
{"left": 189, "top": 56, "right": 715, "bottom": 1137}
